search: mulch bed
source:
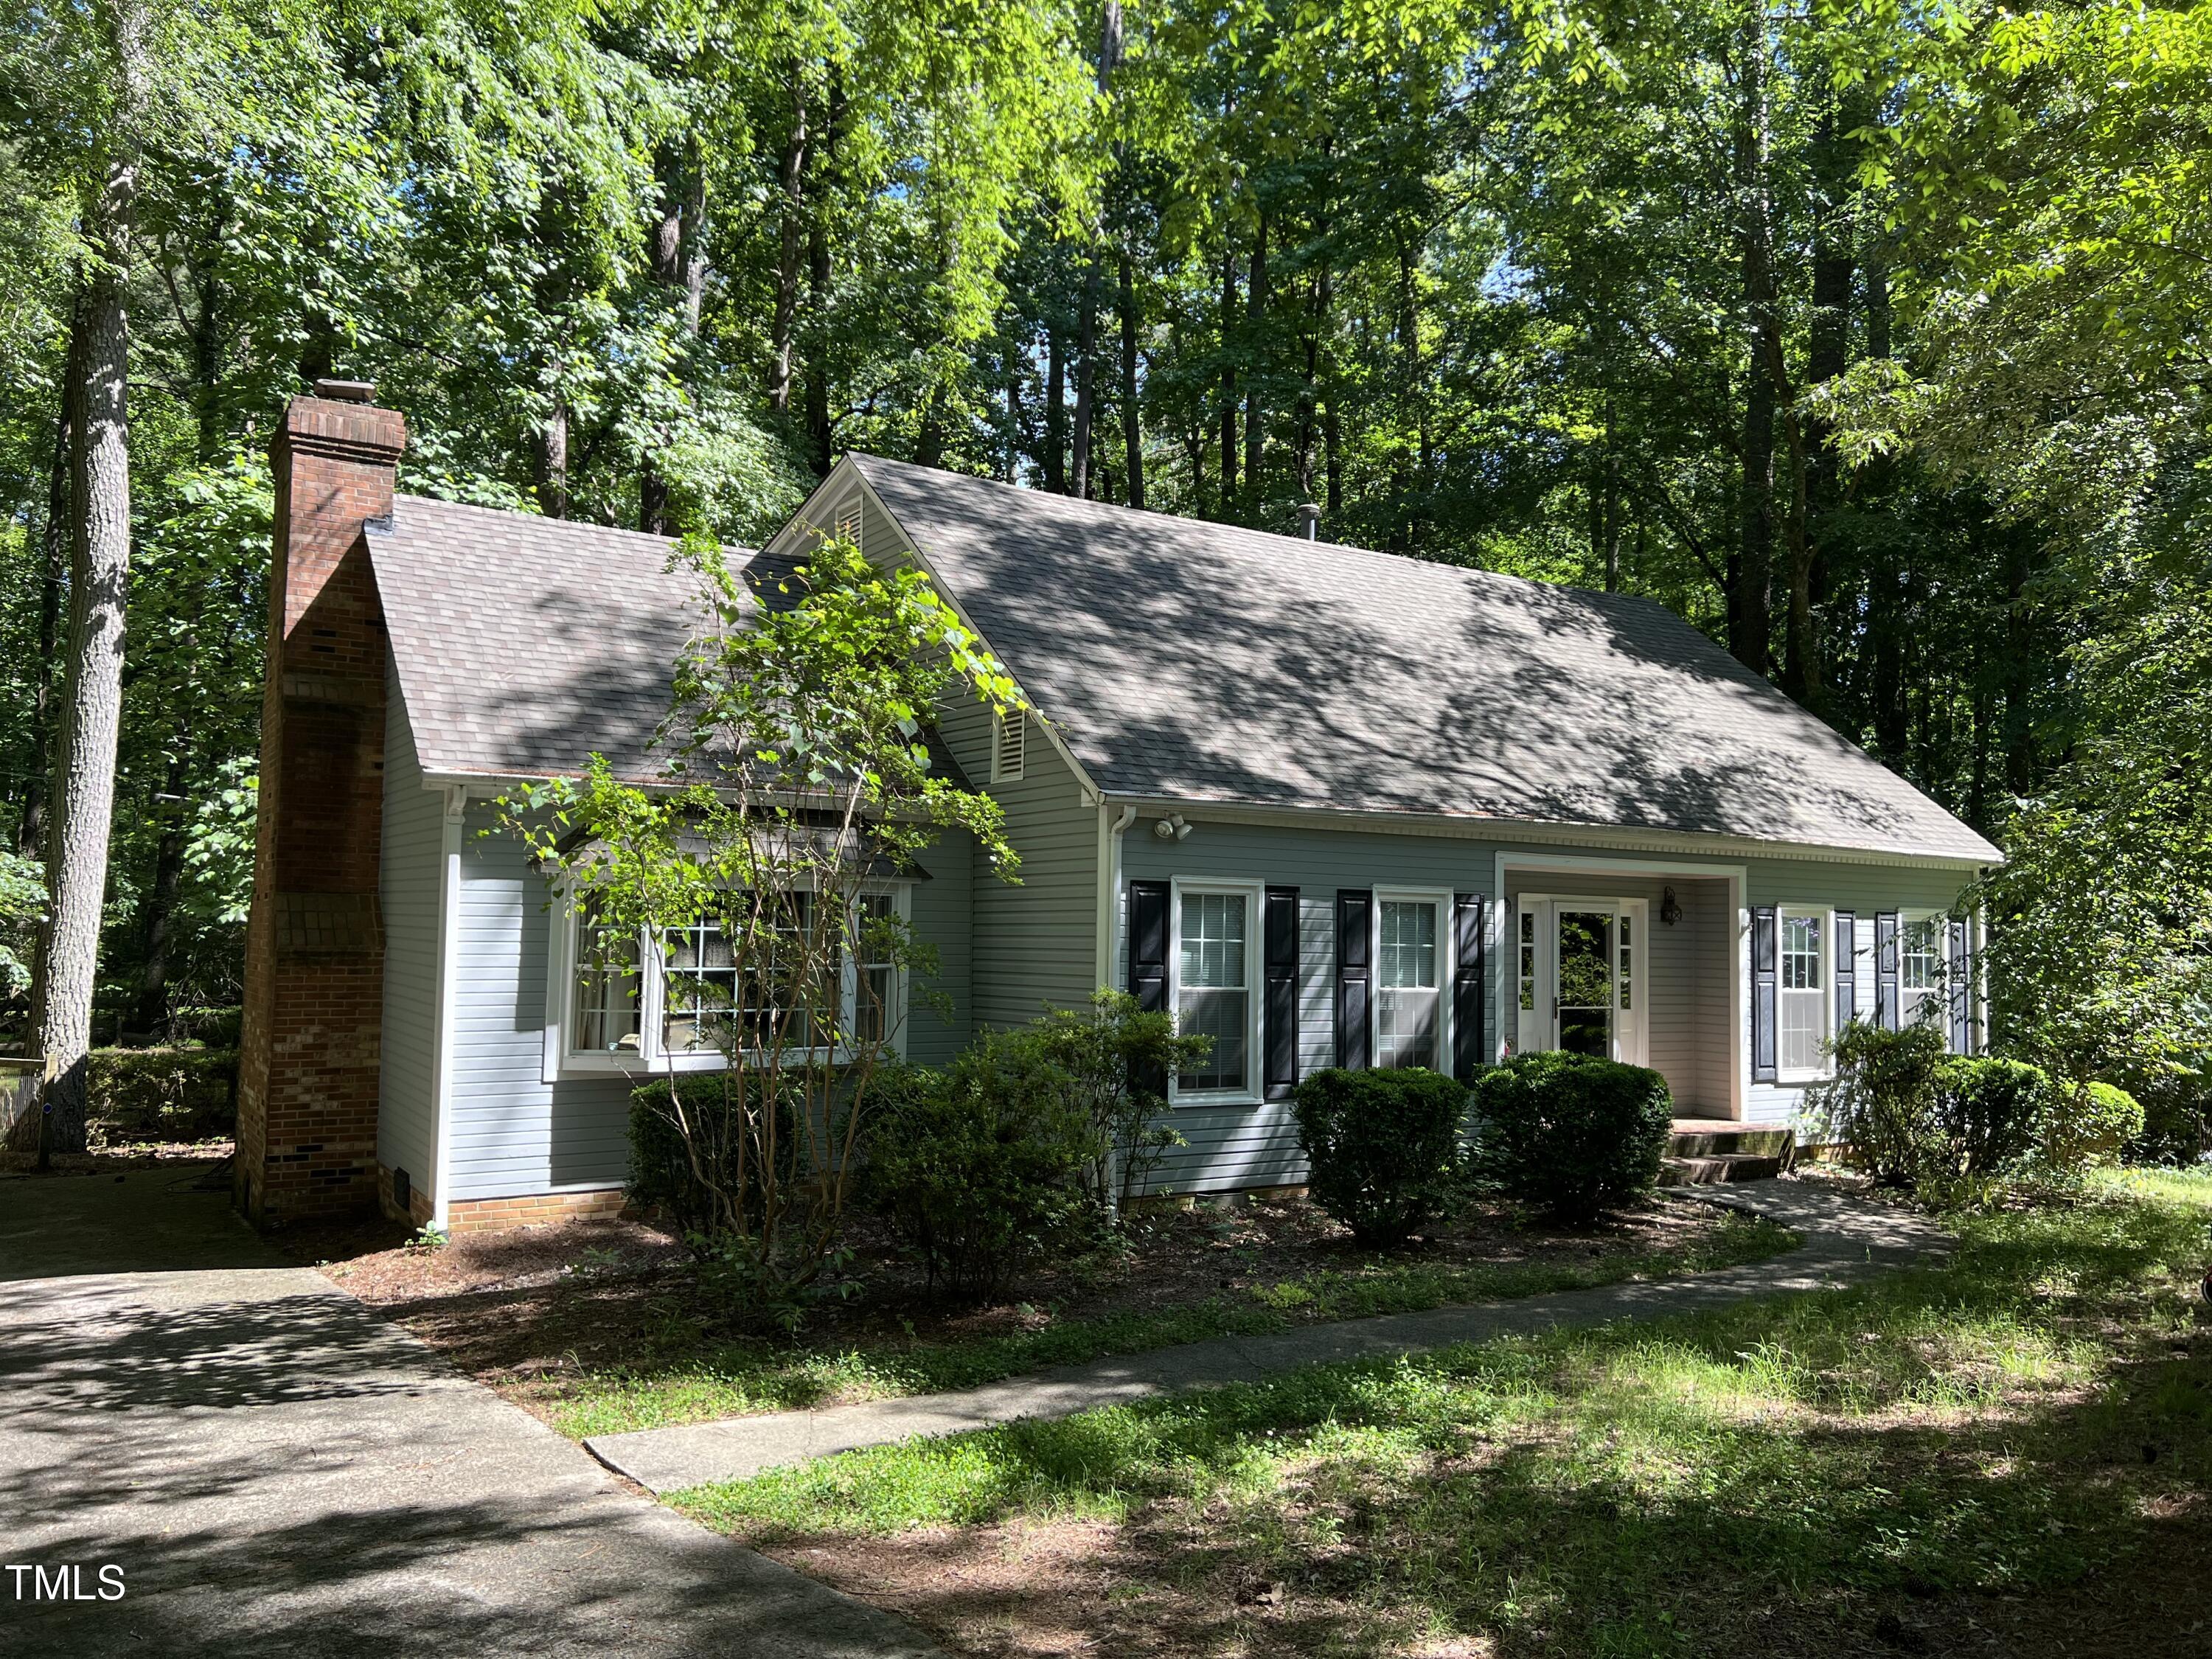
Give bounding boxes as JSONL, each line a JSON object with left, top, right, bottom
{"left": 293, "top": 1190, "right": 1736, "bottom": 1399}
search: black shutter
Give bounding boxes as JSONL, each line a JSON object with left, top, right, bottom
{"left": 1948, "top": 917, "right": 1972, "bottom": 1054}
{"left": 1874, "top": 911, "right": 1900, "bottom": 1032}
{"left": 1453, "top": 892, "right": 1486, "bottom": 1080}
{"left": 1263, "top": 886, "right": 1300, "bottom": 1101}
{"left": 1750, "top": 903, "right": 1778, "bottom": 1085}
{"left": 1832, "top": 908, "right": 1857, "bottom": 1033}
{"left": 1335, "top": 888, "right": 1371, "bottom": 1070}
{"left": 1128, "top": 880, "right": 1171, "bottom": 1097}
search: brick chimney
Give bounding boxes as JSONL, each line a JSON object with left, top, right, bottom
{"left": 234, "top": 383, "right": 406, "bottom": 1224}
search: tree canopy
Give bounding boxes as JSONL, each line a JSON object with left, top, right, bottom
{"left": 1, "top": 0, "right": 2205, "bottom": 1147}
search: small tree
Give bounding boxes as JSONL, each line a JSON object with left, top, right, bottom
{"left": 1030, "top": 990, "right": 1206, "bottom": 1214}
{"left": 509, "top": 534, "right": 1022, "bottom": 1304}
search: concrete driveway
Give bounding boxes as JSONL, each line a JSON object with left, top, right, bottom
{"left": 0, "top": 1164, "right": 938, "bottom": 1658}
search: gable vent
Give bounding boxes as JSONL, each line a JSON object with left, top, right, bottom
{"left": 835, "top": 506, "right": 862, "bottom": 549}
{"left": 993, "top": 709, "right": 1026, "bottom": 783}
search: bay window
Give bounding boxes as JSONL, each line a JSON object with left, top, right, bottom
{"left": 549, "top": 884, "right": 908, "bottom": 1078}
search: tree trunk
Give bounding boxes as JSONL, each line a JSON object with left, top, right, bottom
{"left": 135, "top": 745, "right": 187, "bottom": 1035}
{"left": 641, "top": 138, "right": 705, "bottom": 532}
{"left": 802, "top": 82, "right": 844, "bottom": 476}
{"left": 1071, "top": 251, "right": 1101, "bottom": 500}
{"left": 535, "top": 396, "right": 568, "bottom": 518}
{"left": 1218, "top": 250, "right": 1238, "bottom": 514}
{"left": 1119, "top": 247, "right": 1144, "bottom": 510}
{"left": 767, "top": 74, "right": 809, "bottom": 417}
{"left": 1731, "top": 7, "right": 1775, "bottom": 678}
{"left": 18, "top": 398, "right": 69, "bottom": 859}
{"left": 1044, "top": 323, "right": 1066, "bottom": 492}
{"left": 1324, "top": 394, "right": 1341, "bottom": 520}
{"left": 38, "top": 1, "right": 145, "bottom": 1158}
{"left": 1242, "top": 214, "right": 1268, "bottom": 518}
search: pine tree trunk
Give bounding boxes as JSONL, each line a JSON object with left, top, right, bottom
{"left": 1218, "top": 251, "right": 1238, "bottom": 512}
{"left": 1119, "top": 247, "right": 1144, "bottom": 510}
{"left": 18, "top": 397, "right": 68, "bottom": 859}
{"left": 1242, "top": 215, "right": 1267, "bottom": 518}
{"left": 38, "top": 1, "right": 145, "bottom": 1157}
{"left": 767, "top": 75, "right": 809, "bottom": 417}
{"left": 1731, "top": 6, "right": 1775, "bottom": 678}
{"left": 1071, "top": 252, "right": 1100, "bottom": 499}
{"left": 1045, "top": 324, "right": 1066, "bottom": 492}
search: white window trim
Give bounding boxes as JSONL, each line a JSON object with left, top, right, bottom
{"left": 1166, "top": 877, "right": 1265, "bottom": 1107}
{"left": 1898, "top": 907, "right": 1946, "bottom": 1032}
{"left": 1775, "top": 903, "right": 1833, "bottom": 1084}
{"left": 1372, "top": 886, "right": 1455, "bottom": 1074}
{"left": 541, "top": 880, "right": 912, "bottom": 1084}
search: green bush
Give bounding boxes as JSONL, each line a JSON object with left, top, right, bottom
{"left": 627, "top": 1072, "right": 799, "bottom": 1246}
{"left": 1935, "top": 1056, "right": 2054, "bottom": 1176}
{"left": 1804, "top": 1022, "right": 1950, "bottom": 1186}
{"left": 1812, "top": 1027, "right": 2149, "bottom": 1186}
{"left": 86, "top": 1047, "right": 237, "bottom": 1138}
{"left": 1466, "top": 1052, "right": 1673, "bottom": 1220}
{"left": 863, "top": 1034, "right": 1104, "bottom": 1299}
{"left": 2047, "top": 1079, "right": 2144, "bottom": 1170}
{"left": 1292, "top": 1066, "right": 1470, "bottom": 1245}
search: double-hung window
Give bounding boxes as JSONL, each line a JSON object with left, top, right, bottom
{"left": 1171, "top": 883, "right": 1257, "bottom": 1099}
{"left": 1375, "top": 891, "right": 1448, "bottom": 1070}
{"left": 851, "top": 890, "right": 903, "bottom": 1048}
{"left": 1777, "top": 906, "right": 1828, "bottom": 1079}
{"left": 1900, "top": 912, "right": 1944, "bottom": 1028}
{"left": 571, "top": 894, "right": 643, "bottom": 1056}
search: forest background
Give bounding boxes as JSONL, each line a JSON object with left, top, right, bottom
{"left": 2, "top": 0, "right": 2206, "bottom": 1152}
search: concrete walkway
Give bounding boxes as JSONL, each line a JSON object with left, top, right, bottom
{"left": 591, "top": 1180, "right": 1948, "bottom": 1494}
{"left": 0, "top": 1165, "right": 938, "bottom": 1659}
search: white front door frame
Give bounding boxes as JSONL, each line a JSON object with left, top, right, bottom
{"left": 1513, "top": 894, "right": 1649, "bottom": 1068}
{"left": 1494, "top": 851, "right": 1749, "bottom": 1121}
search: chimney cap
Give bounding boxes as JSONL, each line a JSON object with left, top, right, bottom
{"left": 313, "top": 378, "right": 377, "bottom": 403}
{"left": 1296, "top": 502, "right": 1321, "bottom": 540}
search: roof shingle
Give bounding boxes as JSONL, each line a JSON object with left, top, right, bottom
{"left": 849, "top": 455, "right": 2000, "bottom": 863}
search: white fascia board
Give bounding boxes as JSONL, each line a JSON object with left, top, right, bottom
{"left": 1096, "top": 791, "right": 1998, "bottom": 872}
{"left": 843, "top": 465, "right": 1106, "bottom": 810}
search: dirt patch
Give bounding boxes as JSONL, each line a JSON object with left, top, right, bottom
{"left": 305, "top": 1192, "right": 1747, "bottom": 1413}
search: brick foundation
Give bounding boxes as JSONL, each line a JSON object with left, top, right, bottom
{"left": 234, "top": 389, "right": 408, "bottom": 1225}
{"left": 445, "top": 1188, "right": 630, "bottom": 1237}
{"left": 378, "top": 1162, "right": 436, "bottom": 1229}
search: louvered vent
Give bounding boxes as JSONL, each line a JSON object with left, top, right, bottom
{"left": 994, "top": 709, "right": 1026, "bottom": 782}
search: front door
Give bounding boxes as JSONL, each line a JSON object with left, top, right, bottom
{"left": 1514, "top": 897, "right": 1648, "bottom": 1065}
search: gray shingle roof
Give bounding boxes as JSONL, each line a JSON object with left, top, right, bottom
{"left": 849, "top": 455, "right": 2000, "bottom": 863}
{"left": 372, "top": 494, "right": 734, "bottom": 782}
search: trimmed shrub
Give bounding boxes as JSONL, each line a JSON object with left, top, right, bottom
{"left": 627, "top": 1071, "right": 799, "bottom": 1246}
{"left": 1467, "top": 1052, "right": 1674, "bottom": 1220}
{"left": 86, "top": 1047, "right": 237, "bottom": 1139}
{"left": 2045, "top": 1079, "right": 2143, "bottom": 1170}
{"left": 1292, "top": 1066, "right": 1470, "bottom": 1245}
{"left": 864, "top": 1034, "right": 1104, "bottom": 1299}
{"left": 1804, "top": 1022, "right": 1950, "bottom": 1186}
{"left": 1935, "top": 1056, "right": 2055, "bottom": 1176}
{"left": 1812, "top": 1027, "right": 2148, "bottom": 1186}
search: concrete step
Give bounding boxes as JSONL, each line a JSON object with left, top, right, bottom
{"left": 1659, "top": 1152, "right": 1786, "bottom": 1186}
{"left": 1668, "top": 1124, "right": 1795, "bottom": 1160}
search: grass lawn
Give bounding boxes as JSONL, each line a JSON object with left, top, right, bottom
{"left": 676, "top": 1169, "right": 2212, "bottom": 1658}
{"left": 302, "top": 1191, "right": 1793, "bottom": 1441}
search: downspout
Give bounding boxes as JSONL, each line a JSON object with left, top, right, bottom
{"left": 1099, "top": 801, "right": 1138, "bottom": 1220}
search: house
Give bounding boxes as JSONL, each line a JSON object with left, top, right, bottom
{"left": 234, "top": 385, "right": 2000, "bottom": 1233}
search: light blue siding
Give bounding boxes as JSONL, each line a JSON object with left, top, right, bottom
{"left": 442, "top": 813, "right": 979, "bottom": 1200}
{"left": 1112, "top": 816, "right": 1986, "bottom": 1192}
{"left": 375, "top": 674, "right": 442, "bottom": 1200}
{"left": 449, "top": 816, "right": 633, "bottom": 1200}
{"left": 936, "top": 692, "right": 1100, "bottom": 1029}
